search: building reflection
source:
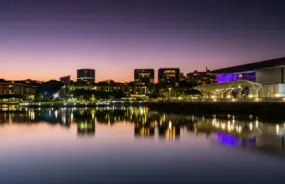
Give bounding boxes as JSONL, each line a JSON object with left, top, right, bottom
{"left": 158, "top": 121, "right": 180, "bottom": 141}
{"left": 73, "top": 109, "right": 95, "bottom": 137}
{"left": 96, "top": 109, "right": 125, "bottom": 127}
{"left": 77, "top": 120, "right": 95, "bottom": 137}
{"left": 0, "top": 106, "right": 183, "bottom": 141}
{"left": 0, "top": 106, "right": 284, "bottom": 153}
{"left": 134, "top": 120, "right": 155, "bottom": 139}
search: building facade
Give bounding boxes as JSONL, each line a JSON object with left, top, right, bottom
{"left": 216, "top": 72, "right": 256, "bottom": 84}
{"left": 134, "top": 69, "right": 155, "bottom": 95}
{"left": 60, "top": 75, "right": 71, "bottom": 86}
{"left": 158, "top": 68, "right": 180, "bottom": 86}
{"left": 134, "top": 69, "right": 154, "bottom": 85}
{"left": 210, "top": 57, "right": 285, "bottom": 98}
{"left": 0, "top": 82, "right": 38, "bottom": 99}
{"left": 186, "top": 69, "right": 216, "bottom": 86}
{"left": 95, "top": 80, "right": 123, "bottom": 93}
{"left": 77, "top": 69, "right": 95, "bottom": 85}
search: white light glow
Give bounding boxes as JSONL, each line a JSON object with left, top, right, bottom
{"left": 53, "top": 92, "right": 60, "bottom": 99}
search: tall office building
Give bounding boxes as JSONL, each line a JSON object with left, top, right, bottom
{"left": 60, "top": 75, "right": 71, "bottom": 86}
{"left": 134, "top": 69, "right": 155, "bottom": 85}
{"left": 158, "top": 68, "right": 180, "bottom": 85}
{"left": 186, "top": 69, "right": 216, "bottom": 86}
{"left": 77, "top": 69, "right": 95, "bottom": 85}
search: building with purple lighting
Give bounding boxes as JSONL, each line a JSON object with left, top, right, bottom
{"left": 211, "top": 57, "right": 285, "bottom": 84}
{"left": 209, "top": 57, "right": 285, "bottom": 98}
{"left": 215, "top": 72, "right": 256, "bottom": 84}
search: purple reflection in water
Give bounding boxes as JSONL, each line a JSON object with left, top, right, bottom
{"left": 216, "top": 132, "right": 239, "bottom": 146}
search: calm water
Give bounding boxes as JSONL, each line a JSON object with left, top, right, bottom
{"left": 0, "top": 106, "right": 285, "bottom": 184}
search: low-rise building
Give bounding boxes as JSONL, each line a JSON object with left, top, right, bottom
{"left": 197, "top": 57, "right": 285, "bottom": 98}
{"left": 0, "top": 82, "right": 38, "bottom": 100}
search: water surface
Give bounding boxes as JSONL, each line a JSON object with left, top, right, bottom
{"left": 0, "top": 106, "right": 284, "bottom": 184}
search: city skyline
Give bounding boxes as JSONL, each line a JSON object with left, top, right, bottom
{"left": 1, "top": 1, "right": 285, "bottom": 184}
{"left": 1, "top": 0, "right": 285, "bottom": 82}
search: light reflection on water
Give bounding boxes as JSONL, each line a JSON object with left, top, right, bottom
{"left": 0, "top": 106, "right": 285, "bottom": 184}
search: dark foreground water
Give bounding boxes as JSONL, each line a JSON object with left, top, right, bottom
{"left": 0, "top": 106, "right": 285, "bottom": 184}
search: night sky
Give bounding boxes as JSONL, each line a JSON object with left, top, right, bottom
{"left": 1, "top": 0, "right": 285, "bottom": 82}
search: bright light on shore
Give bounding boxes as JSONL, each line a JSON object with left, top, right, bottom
{"left": 276, "top": 124, "right": 280, "bottom": 135}
{"left": 249, "top": 123, "right": 253, "bottom": 130}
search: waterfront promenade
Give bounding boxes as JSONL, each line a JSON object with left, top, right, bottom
{"left": 147, "top": 100, "right": 285, "bottom": 121}
{"left": 2, "top": 98, "right": 285, "bottom": 120}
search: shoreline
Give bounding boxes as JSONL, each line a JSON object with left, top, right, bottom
{"left": 1, "top": 100, "right": 285, "bottom": 121}
{"left": 146, "top": 101, "right": 285, "bottom": 122}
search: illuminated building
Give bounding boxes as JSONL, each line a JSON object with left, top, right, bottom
{"left": 77, "top": 69, "right": 95, "bottom": 85}
{"left": 133, "top": 85, "right": 154, "bottom": 95}
{"left": 133, "top": 69, "right": 155, "bottom": 95}
{"left": 134, "top": 69, "right": 154, "bottom": 85}
{"left": 95, "top": 80, "right": 127, "bottom": 93}
{"left": 119, "top": 82, "right": 134, "bottom": 97}
{"left": 186, "top": 69, "right": 216, "bottom": 86}
{"left": 215, "top": 73, "right": 256, "bottom": 84}
{"left": 195, "top": 57, "right": 285, "bottom": 98}
{"left": 0, "top": 82, "right": 38, "bottom": 99}
{"left": 211, "top": 57, "right": 285, "bottom": 84}
{"left": 158, "top": 68, "right": 180, "bottom": 86}
{"left": 95, "top": 80, "right": 138, "bottom": 97}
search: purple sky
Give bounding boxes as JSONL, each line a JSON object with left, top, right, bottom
{"left": 0, "top": 0, "right": 285, "bottom": 82}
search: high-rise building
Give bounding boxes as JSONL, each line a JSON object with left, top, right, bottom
{"left": 77, "top": 69, "right": 95, "bottom": 85}
{"left": 186, "top": 69, "right": 216, "bottom": 86}
{"left": 60, "top": 75, "right": 71, "bottom": 86}
{"left": 134, "top": 69, "right": 155, "bottom": 85}
{"left": 134, "top": 69, "right": 155, "bottom": 95}
{"left": 158, "top": 68, "right": 180, "bottom": 85}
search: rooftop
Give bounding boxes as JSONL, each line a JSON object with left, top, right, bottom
{"left": 194, "top": 80, "right": 261, "bottom": 92}
{"left": 211, "top": 57, "right": 285, "bottom": 74}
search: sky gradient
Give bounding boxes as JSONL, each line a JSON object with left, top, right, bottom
{"left": 1, "top": 0, "right": 285, "bottom": 82}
